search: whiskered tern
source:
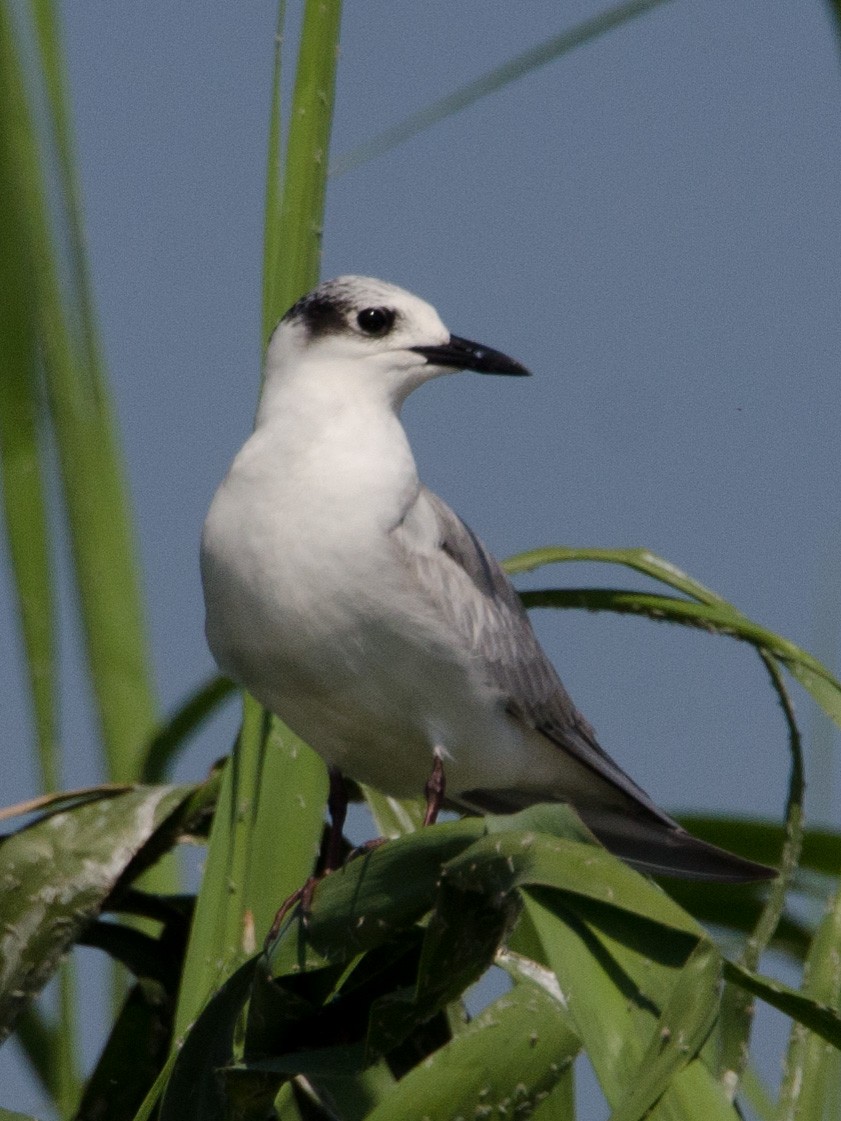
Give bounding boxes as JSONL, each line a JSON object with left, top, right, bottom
{"left": 201, "top": 276, "right": 773, "bottom": 883}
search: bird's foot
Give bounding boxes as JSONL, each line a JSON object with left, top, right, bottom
{"left": 423, "top": 752, "right": 446, "bottom": 826}
{"left": 266, "top": 758, "right": 444, "bottom": 948}
{"left": 264, "top": 873, "right": 320, "bottom": 947}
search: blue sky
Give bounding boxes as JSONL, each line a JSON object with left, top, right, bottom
{"left": 2, "top": 1, "right": 840, "bottom": 1114}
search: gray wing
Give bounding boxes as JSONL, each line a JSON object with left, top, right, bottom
{"left": 391, "top": 485, "right": 668, "bottom": 819}
{"left": 390, "top": 486, "right": 776, "bottom": 883}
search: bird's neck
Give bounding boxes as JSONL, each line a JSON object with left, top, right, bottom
{"left": 245, "top": 374, "right": 419, "bottom": 531}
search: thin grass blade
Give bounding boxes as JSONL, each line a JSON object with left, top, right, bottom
{"left": 331, "top": 0, "right": 674, "bottom": 177}
{"left": 4, "top": 0, "right": 159, "bottom": 785}
{"left": 0, "top": 6, "right": 80, "bottom": 1108}
{"left": 723, "top": 962, "right": 841, "bottom": 1050}
{"left": 140, "top": 675, "right": 237, "bottom": 784}
{"left": 174, "top": 0, "right": 343, "bottom": 1044}
{"left": 512, "top": 556, "right": 841, "bottom": 728}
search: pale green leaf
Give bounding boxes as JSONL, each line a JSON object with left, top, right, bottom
{"left": 361, "top": 980, "right": 579, "bottom": 1121}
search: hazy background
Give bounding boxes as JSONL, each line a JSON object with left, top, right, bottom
{"left": 3, "top": 1, "right": 840, "bottom": 1114}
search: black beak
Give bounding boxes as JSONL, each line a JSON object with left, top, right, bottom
{"left": 411, "top": 334, "right": 530, "bottom": 377}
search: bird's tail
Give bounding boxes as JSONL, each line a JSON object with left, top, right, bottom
{"left": 574, "top": 805, "right": 775, "bottom": 883}
{"left": 455, "top": 788, "right": 775, "bottom": 883}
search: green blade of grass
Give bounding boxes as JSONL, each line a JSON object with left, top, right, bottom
{"left": 173, "top": 0, "right": 342, "bottom": 1046}
{"left": 5, "top": 0, "right": 159, "bottom": 785}
{"left": 0, "top": 5, "right": 79, "bottom": 1109}
{"left": 361, "top": 979, "right": 578, "bottom": 1121}
{"left": 140, "top": 675, "right": 237, "bottom": 784}
{"left": 718, "top": 654, "right": 804, "bottom": 1096}
{"left": 267, "top": 0, "right": 342, "bottom": 335}
{"left": 723, "top": 961, "right": 841, "bottom": 1050}
{"left": 607, "top": 940, "right": 723, "bottom": 1121}
{"left": 0, "top": 1, "right": 58, "bottom": 798}
{"left": 518, "top": 588, "right": 841, "bottom": 726}
{"left": 505, "top": 545, "right": 726, "bottom": 603}
{"left": 330, "top": 0, "right": 674, "bottom": 178}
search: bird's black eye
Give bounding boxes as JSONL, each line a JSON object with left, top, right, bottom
{"left": 356, "top": 306, "right": 395, "bottom": 336}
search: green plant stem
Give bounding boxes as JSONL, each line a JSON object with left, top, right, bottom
{"left": 718, "top": 654, "right": 804, "bottom": 1097}
{"left": 330, "top": 0, "right": 674, "bottom": 177}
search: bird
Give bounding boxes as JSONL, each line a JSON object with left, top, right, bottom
{"left": 201, "top": 275, "right": 774, "bottom": 883}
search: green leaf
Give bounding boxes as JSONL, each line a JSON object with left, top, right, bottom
{"left": 160, "top": 958, "right": 259, "bottom": 1121}
{"left": 0, "top": 3, "right": 57, "bottom": 795}
{"left": 173, "top": 713, "right": 328, "bottom": 1037}
{"left": 520, "top": 893, "right": 739, "bottom": 1119}
{"left": 0, "top": 783, "right": 197, "bottom": 1041}
{"left": 14, "top": 0, "right": 159, "bottom": 785}
{"left": 608, "top": 941, "right": 722, "bottom": 1121}
{"left": 447, "top": 807, "right": 705, "bottom": 939}
{"left": 362, "top": 979, "right": 579, "bottom": 1121}
{"left": 268, "top": 806, "right": 704, "bottom": 980}
{"left": 267, "top": 816, "right": 488, "bottom": 977}
{"left": 74, "top": 980, "right": 172, "bottom": 1121}
{"left": 776, "top": 880, "right": 841, "bottom": 1120}
{"left": 365, "top": 878, "right": 519, "bottom": 1057}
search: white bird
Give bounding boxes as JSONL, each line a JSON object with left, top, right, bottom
{"left": 201, "top": 276, "right": 773, "bottom": 883}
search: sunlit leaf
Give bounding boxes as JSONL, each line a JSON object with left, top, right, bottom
{"left": 0, "top": 784, "right": 198, "bottom": 1041}
{"left": 521, "top": 893, "right": 739, "bottom": 1119}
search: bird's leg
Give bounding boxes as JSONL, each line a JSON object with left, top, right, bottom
{"left": 265, "top": 767, "right": 349, "bottom": 947}
{"left": 423, "top": 750, "right": 446, "bottom": 826}
{"left": 325, "top": 765, "right": 349, "bottom": 872}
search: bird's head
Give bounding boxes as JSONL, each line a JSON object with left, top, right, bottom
{"left": 259, "top": 276, "right": 530, "bottom": 417}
